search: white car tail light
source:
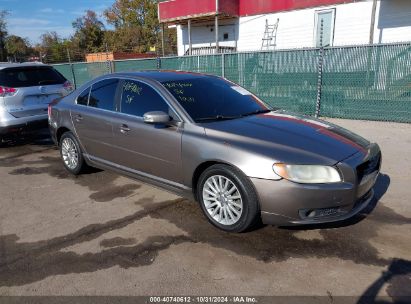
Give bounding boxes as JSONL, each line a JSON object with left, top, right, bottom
{"left": 48, "top": 98, "right": 61, "bottom": 118}
{"left": 0, "top": 86, "right": 18, "bottom": 97}
{"left": 63, "top": 81, "right": 74, "bottom": 93}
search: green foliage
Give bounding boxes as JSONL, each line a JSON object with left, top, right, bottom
{"left": 0, "top": 10, "right": 8, "bottom": 61}
{"left": 162, "top": 26, "right": 178, "bottom": 55}
{"left": 37, "top": 32, "right": 68, "bottom": 63}
{"left": 104, "top": 0, "right": 160, "bottom": 53}
{"left": 104, "top": 27, "right": 142, "bottom": 52}
{"left": 72, "top": 10, "right": 105, "bottom": 53}
{"left": 5, "top": 35, "right": 30, "bottom": 60}
{"left": 0, "top": 4, "right": 177, "bottom": 63}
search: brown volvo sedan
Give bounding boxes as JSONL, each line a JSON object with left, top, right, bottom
{"left": 48, "top": 71, "right": 381, "bottom": 232}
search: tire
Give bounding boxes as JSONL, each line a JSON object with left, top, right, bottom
{"left": 197, "top": 164, "right": 260, "bottom": 233}
{"left": 59, "top": 131, "right": 87, "bottom": 175}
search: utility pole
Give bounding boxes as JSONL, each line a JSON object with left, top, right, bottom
{"left": 67, "top": 48, "right": 77, "bottom": 89}
{"left": 66, "top": 48, "right": 71, "bottom": 64}
{"left": 161, "top": 23, "right": 165, "bottom": 57}
{"left": 105, "top": 43, "right": 112, "bottom": 73}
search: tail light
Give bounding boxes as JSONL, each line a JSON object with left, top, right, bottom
{"left": 0, "top": 86, "right": 18, "bottom": 97}
{"left": 63, "top": 81, "right": 74, "bottom": 93}
{"left": 48, "top": 98, "right": 61, "bottom": 118}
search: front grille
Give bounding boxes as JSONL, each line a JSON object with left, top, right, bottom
{"left": 356, "top": 151, "right": 381, "bottom": 182}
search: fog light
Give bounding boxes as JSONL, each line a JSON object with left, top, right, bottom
{"left": 306, "top": 210, "right": 316, "bottom": 218}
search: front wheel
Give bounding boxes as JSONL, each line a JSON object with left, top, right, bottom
{"left": 59, "top": 132, "right": 87, "bottom": 175}
{"left": 197, "top": 164, "right": 260, "bottom": 233}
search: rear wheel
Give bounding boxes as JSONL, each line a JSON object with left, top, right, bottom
{"left": 197, "top": 164, "right": 260, "bottom": 232}
{"left": 59, "top": 132, "right": 87, "bottom": 175}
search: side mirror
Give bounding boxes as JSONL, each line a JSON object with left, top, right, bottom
{"left": 143, "top": 111, "right": 171, "bottom": 124}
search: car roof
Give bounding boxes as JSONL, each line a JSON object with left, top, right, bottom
{"left": 113, "top": 70, "right": 219, "bottom": 82}
{"left": 0, "top": 62, "right": 49, "bottom": 70}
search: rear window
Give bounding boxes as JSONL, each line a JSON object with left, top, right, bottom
{"left": 88, "top": 78, "right": 119, "bottom": 111}
{"left": 0, "top": 66, "right": 66, "bottom": 88}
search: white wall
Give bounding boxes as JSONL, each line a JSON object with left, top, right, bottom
{"left": 237, "top": 1, "right": 375, "bottom": 51}
{"left": 374, "top": 0, "right": 411, "bottom": 43}
{"left": 176, "top": 0, "right": 411, "bottom": 55}
{"left": 177, "top": 19, "right": 238, "bottom": 56}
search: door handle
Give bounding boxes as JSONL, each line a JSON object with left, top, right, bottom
{"left": 120, "top": 124, "right": 131, "bottom": 133}
{"left": 74, "top": 114, "right": 83, "bottom": 122}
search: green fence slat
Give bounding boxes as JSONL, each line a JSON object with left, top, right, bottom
{"left": 53, "top": 64, "right": 74, "bottom": 85}
{"left": 69, "top": 62, "right": 110, "bottom": 87}
{"left": 52, "top": 44, "right": 411, "bottom": 123}
{"left": 224, "top": 50, "right": 318, "bottom": 115}
{"left": 114, "top": 59, "right": 158, "bottom": 72}
{"left": 321, "top": 44, "right": 411, "bottom": 123}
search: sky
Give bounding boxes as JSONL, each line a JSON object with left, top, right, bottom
{"left": 0, "top": 0, "right": 115, "bottom": 44}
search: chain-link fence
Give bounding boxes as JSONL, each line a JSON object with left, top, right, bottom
{"left": 52, "top": 43, "right": 411, "bottom": 123}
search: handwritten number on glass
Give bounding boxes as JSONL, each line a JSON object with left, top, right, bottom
{"left": 123, "top": 82, "right": 142, "bottom": 94}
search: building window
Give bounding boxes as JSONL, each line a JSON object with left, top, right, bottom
{"left": 223, "top": 33, "right": 229, "bottom": 40}
{"left": 314, "top": 9, "right": 335, "bottom": 47}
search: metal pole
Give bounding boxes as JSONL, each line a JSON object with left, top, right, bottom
{"left": 369, "top": 0, "right": 378, "bottom": 44}
{"left": 221, "top": 53, "right": 225, "bottom": 78}
{"left": 215, "top": 15, "right": 219, "bottom": 54}
{"left": 67, "top": 48, "right": 77, "bottom": 89}
{"left": 315, "top": 19, "right": 324, "bottom": 118}
{"left": 188, "top": 19, "right": 192, "bottom": 56}
{"left": 105, "top": 43, "right": 112, "bottom": 73}
{"left": 161, "top": 23, "right": 165, "bottom": 57}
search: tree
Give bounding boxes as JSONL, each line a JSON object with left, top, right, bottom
{"left": 162, "top": 26, "right": 177, "bottom": 55}
{"left": 5, "top": 35, "right": 30, "bottom": 62}
{"left": 104, "top": 27, "right": 142, "bottom": 52}
{"left": 72, "top": 10, "right": 105, "bottom": 53}
{"left": 104, "top": 0, "right": 160, "bottom": 53}
{"left": 0, "top": 10, "right": 8, "bottom": 61}
{"left": 36, "top": 32, "right": 67, "bottom": 63}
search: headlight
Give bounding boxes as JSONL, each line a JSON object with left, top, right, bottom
{"left": 273, "top": 163, "right": 341, "bottom": 184}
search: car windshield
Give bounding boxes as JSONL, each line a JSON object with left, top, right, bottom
{"left": 0, "top": 66, "right": 66, "bottom": 88}
{"left": 161, "top": 77, "right": 272, "bottom": 122}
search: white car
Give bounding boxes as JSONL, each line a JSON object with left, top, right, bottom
{"left": 0, "top": 62, "right": 73, "bottom": 140}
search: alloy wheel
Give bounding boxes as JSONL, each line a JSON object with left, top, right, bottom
{"left": 202, "top": 175, "right": 243, "bottom": 225}
{"left": 61, "top": 137, "right": 79, "bottom": 170}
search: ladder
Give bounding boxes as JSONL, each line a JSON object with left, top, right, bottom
{"left": 261, "top": 19, "right": 279, "bottom": 50}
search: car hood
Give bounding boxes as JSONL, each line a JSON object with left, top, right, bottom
{"left": 202, "top": 110, "right": 370, "bottom": 165}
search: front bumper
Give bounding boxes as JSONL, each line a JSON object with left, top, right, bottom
{"left": 252, "top": 144, "right": 381, "bottom": 226}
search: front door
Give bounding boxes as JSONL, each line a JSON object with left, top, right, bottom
{"left": 110, "top": 79, "right": 183, "bottom": 184}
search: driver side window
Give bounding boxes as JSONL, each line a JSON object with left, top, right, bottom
{"left": 120, "top": 80, "right": 174, "bottom": 118}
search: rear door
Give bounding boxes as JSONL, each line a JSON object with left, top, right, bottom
{"left": 71, "top": 78, "right": 121, "bottom": 161}
{"left": 0, "top": 66, "right": 67, "bottom": 118}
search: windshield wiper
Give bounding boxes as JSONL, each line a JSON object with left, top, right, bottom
{"left": 196, "top": 109, "right": 272, "bottom": 122}
{"left": 240, "top": 109, "right": 272, "bottom": 117}
{"left": 195, "top": 115, "right": 239, "bottom": 122}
